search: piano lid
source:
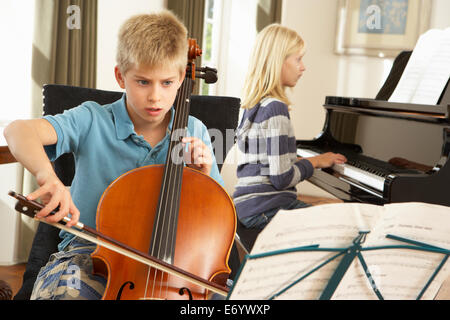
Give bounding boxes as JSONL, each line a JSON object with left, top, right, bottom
{"left": 321, "top": 107, "right": 447, "bottom": 170}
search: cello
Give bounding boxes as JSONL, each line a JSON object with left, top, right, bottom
{"left": 10, "top": 39, "right": 236, "bottom": 300}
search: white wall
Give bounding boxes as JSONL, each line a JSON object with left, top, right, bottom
{"left": 0, "top": 1, "right": 34, "bottom": 265}
{"left": 281, "top": 0, "right": 388, "bottom": 140}
{"left": 430, "top": 0, "right": 450, "bottom": 30}
{"left": 96, "top": 0, "right": 166, "bottom": 91}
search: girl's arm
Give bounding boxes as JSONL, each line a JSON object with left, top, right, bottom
{"left": 263, "top": 101, "right": 346, "bottom": 190}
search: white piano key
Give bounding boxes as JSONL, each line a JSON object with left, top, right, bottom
{"left": 297, "top": 148, "right": 385, "bottom": 192}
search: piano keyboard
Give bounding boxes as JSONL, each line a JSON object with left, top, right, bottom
{"left": 297, "top": 148, "right": 385, "bottom": 192}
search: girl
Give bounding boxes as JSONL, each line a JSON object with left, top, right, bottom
{"left": 233, "top": 24, "right": 346, "bottom": 230}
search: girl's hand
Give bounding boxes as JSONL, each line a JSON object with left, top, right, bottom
{"left": 306, "top": 152, "right": 347, "bottom": 169}
{"left": 182, "top": 137, "right": 213, "bottom": 175}
{"left": 27, "top": 170, "right": 80, "bottom": 228}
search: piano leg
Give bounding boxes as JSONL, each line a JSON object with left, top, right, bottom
{"left": 297, "top": 195, "right": 343, "bottom": 206}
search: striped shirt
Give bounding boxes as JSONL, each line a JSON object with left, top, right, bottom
{"left": 232, "top": 97, "right": 314, "bottom": 219}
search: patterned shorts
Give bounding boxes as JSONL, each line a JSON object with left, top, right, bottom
{"left": 31, "top": 237, "right": 107, "bottom": 300}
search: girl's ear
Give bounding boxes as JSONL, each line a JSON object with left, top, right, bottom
{"left": 114, "top": 66, "right": 126, "bottom": 89}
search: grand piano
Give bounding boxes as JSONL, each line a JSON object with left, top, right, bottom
{"left": 297, "top": 51, "right": 450, "bottom": 206}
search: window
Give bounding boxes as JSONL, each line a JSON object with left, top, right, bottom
{"left": 201, "top": 0, "right": 222, "bottom": 96}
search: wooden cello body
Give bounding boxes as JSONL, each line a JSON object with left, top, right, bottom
{"left": 91, "top": 166, "right": 236, "bottom": 300}
{"left": 89, "top": 39, "right": 236, "bottom": 300}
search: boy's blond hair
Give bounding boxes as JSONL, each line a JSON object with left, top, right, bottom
{"left": 241, "top": 24, "right": 305, "bottom": 109}
{"left": 116, "top": 10, "right": 188, "bottom": 74}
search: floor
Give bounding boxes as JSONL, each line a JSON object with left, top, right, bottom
{"left": 0, "top": 263, "right": 26, "bottom": 299}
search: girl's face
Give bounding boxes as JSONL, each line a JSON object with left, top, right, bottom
{"left": 281, "top": 50, "right": 306, "bottom": 87}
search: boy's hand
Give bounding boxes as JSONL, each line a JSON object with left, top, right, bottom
{"left": 27, "top": 170, "right": 80, "bottom": 228}
{"left": 304, "top": 152, "right": 347, "bottom": 169}
{"left": 182, "top": 137, "right": 213, "bottom": 175}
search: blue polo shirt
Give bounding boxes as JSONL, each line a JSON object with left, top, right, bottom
{"left": 44, "top": 94, "right": 225, "bottom": 251}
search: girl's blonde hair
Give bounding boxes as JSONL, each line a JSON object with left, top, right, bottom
{"left": 116, "top": 10, "right": 188, "bottom": 74}
{"left": 241, "top": 24, "right": 305, "bottom": 109}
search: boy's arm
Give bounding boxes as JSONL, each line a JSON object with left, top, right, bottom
{"left": 4, "top": 119, "right": 80, "bottom": 227}
{"left": 5, "top": 119, "right": 57, "bottom": 175}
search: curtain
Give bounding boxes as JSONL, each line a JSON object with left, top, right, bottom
{"left": 256, "top": 0, "right": 282, "bottom": 32}
{"left": 167, "top": 0, "right": 205, "bottom": 94}
{"left": 31, "top": 0, "right": 97, "bottom": 119}
{"left": 18, "top": 0, "right": 97, "bottom": 261}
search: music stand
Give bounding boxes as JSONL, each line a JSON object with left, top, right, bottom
{"left": 227, "top": 204, "right": 450, "bottom": 300}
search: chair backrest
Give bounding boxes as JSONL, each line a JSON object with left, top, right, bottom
{"left": 43, "top": 84, "right": 240, "bottom": 185}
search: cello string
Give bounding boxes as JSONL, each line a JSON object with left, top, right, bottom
{"left": 148, "top": 108, "right": 183, "bottom": 299}
{"left": 143, "top": 265, "right": 152, "bottom": 298}
{"left": 147, "top": 86, "right": 182, "bottom": 300}
{"left": 151, "top": 102, "right": 181, "bottom": 300}
{"left": 163, "top": 73, "right": 192, "bottom": 298}
{"left": 148, "top": 125, "right": 177, "bottom": 299}
{"left": 150, "top": 69, "right": 190, "bottom": 299}
{"left": 161, "top": 72, "right": 191, "bottom": 298}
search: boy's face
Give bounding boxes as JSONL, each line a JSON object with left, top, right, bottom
{"left": 115, "top": 63, "right": 185, "bottom": 129}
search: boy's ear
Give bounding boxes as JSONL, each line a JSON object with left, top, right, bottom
{"left": 114, "top": 66, "right": 126, "bottom": 89}
{"left": 177, "top": 69, "right": 187, "bottom": 89}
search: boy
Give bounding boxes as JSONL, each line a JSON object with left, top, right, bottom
{"left": 4, "top": 10, "right": 224, "bottom": 300}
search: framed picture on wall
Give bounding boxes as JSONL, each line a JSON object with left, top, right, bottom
{"left": 335, "top": 0, "right": 431, "bottom": 57}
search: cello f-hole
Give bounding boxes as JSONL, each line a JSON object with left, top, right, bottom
{"left": 179, "top": 287, "right": 193, "bottom": 300}
{"left": 116, "top": 281, "right": 135, "bottom": 300}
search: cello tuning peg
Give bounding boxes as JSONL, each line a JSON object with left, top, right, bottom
{"left": 195, "top": 66, "right": 218, "bottom": 84}
{"left": 195, "top": 66, "right": 217, "bottom": 74}
{"left": 196, "top": 72, "right": 218, "bottom": 84}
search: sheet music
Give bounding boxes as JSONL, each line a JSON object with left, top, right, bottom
{"left": 389, "top": 28, "right": 450, "bottom": 105}
{"left": 230, "top": 251, "right": 341, "bottom": 300}
{"left": 229, "top": 203, "right": 384, "bottom": 300}
{"left": 229, "top": 202, "right": 450, "bottom": 300}
{"left": 332, "top": 250, "right": 449, "bottom": 299}
{"left": 334, "top": 203, "right": 450, "bottom": 299}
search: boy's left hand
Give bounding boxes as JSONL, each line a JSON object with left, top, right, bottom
{"left": 182, "top": 137, "right": 213, "bottom": 175}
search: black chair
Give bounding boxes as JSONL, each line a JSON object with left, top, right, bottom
{"left": 14, "top": 84, "right": 241, "bottom": 299}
